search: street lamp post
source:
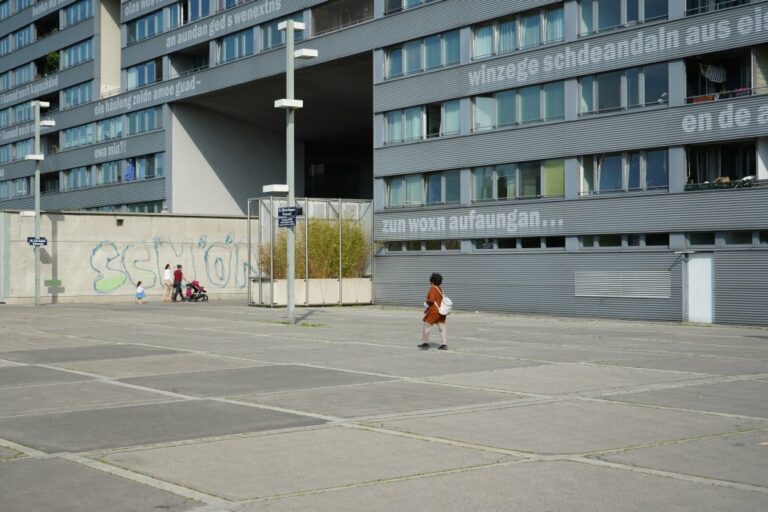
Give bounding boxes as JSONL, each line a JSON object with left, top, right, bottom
{"left": 274, "top": 19, "right": 317, "bottom": 324}
{"left": 24, "top": 100, "right": 54, "bottom": 307}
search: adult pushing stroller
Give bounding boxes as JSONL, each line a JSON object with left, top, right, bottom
{"left": 185, "top": 280, "right": 209, "bottom": 302}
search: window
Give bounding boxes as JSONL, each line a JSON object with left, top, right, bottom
{"left": 14, "top": 102, "right": 32, "bottom": 123}
{"left": 581, "top": 234, "right": 622, "bottom": 248}
{"left": 545, "top": 237, "right": 566, "bottom": 248}
{"left": 127, "top": 10, "right": 163, "bottom": 45}
{"left": 0, "top": 144, "right": 10, "bottom": 163}
{"left": 13, "top": 63, "right": 34, "bottom": 88}
{"left": 759, "top": 231, "right": 768, "bottom": 245}
{"left": 0, "top": 108, "right": 9, "bottom": 128}
{"left": 521, "top": 237, "right": 542, "bottom": 249}
{"left": 385, "top": 100, "right": 459, "bottom": 143}
{"left": 63, "top": 82, "right": 92, "bottom": 109}
{"left": 686, "top": 142, "right": 756, "bottom": 186}
{"left": 13, "top": 0, "right": 31, "bottom": 12}
{"left": 263, "top": 13, "right": 304, "bottom": 50}
{"left": 62, "top": 166, "right": 95, "bottom": 191}
{"left": 41, "top": 173, "right": 59, "bottom": 194}
{"left": 13, "top": 138, "right": 32, "bottom": 160}
{"left": 580, "top": 0, "right": 667, "bottom": 35}
{"left": 184, "top": 0, "right": 209, "bottom": 23}
{"left": 0, "top": 177, "right": 30, "bottom": 199}
{"left": 645, "top": 233, "right": 669, "bottom": 246}
{"left": 0, "top": 0, "right": 9, "bottom": 20}
{"left": 474, "top": 81, "right": 565, "bottom": 130}
{"left": 219, "top": 28, "right": 254, "bottom": 63}
{"left": 386, "top": 241, "right": 403, "bottom": 252}
{"left": 96, "top": 116, "right": 123, "bottom": 142}
{"left": 61, "top": 39, "right": 93, "bottom": 69}
{"left": 0, "top": 72, "right": 10, "bottom": 92}
{"left": 386, "top": 170, "right": 457, "bottom": 208}
{"left": 134, "top": 153, "right": 164, "bottom": 179}
{"left": 13, "top": 26, "right": 32, "bottom": 50}
{"left": 312, "top": 0, "right": 373, "bottom": 35}
{"left": 688, "top": 232, "right": 715, "bottom": 246}
{"left": 169, "top": 3, "right": 181, "bottom": 28}
{"left": 581, "top": 149, "right": 668, "bottom": 195}
{"left": 127, "top": 107, "right": 161, "bottom": 134}
{"left": 126, "top": 60, "right": 161, "bottom": 90}
{"left": 723, "top": 231, "right": 753, "bottom": 245}
{"left": 686, "top": 0, "right": 752, "bottom": 15}
{"left": 384, "top": 0, "right": 438, "bottom": 15}
{"left": 581, "top": 64, "right": 668, "bottom": 114}
{"left": 98, "top": 161, "right": 121, "bottom": 185}
{"left": 472, "top": 160, "right": 564, "bottom": 201}
{"left": 472, "top": 6, "right": 563, "bottom": 59}
{"left": 0, "top": 35, "right": 9, "bottom": 56}
{"left": 62, "top": 124, "right": 94, "bottom": 149}
{"left": 63, "top": 0, "right": 93, "bottom": 28}
{"left": 385, "top": 30, "right": 459, "bottom": 78}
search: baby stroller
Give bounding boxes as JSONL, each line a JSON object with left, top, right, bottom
{"left": 185, "top": 280, "right": 209, "bottom": 302}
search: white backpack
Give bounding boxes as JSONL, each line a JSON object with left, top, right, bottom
{"left": 436, "top": 286, "right": 453, "bottom": 316}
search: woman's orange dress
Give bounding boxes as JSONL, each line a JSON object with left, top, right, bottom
{"left": 423, "top": 285, "right": 446, "bottom": 325}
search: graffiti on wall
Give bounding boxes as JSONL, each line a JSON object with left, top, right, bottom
{"left": 90, "top": 234, "right": 252, "bottom": 293}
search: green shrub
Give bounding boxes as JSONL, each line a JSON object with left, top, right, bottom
{"left": 260, "top": 219, "right": 370, "bottom": 279}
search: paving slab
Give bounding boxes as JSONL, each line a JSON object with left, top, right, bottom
{"left": 428, "top": 363, "right": 707, "bottom": 395}
{"left": 591, "top": 354, "right": 768, "bottom": 376}
{"left": 459, "top": 343, "right": 639, "bottom": 363}
{"left": 0, "top": 400, "right": 324, "bottom": 453}
{"left": 232, "top": 460, "right": 768, "bottom": 512}
{"left": 607, "top": 380, "right": 768, "bottom": 418}
{"left": 0, "top": 366, "right": 91, "bottom": 388}
{"left": 0, "top": 458, "right": 201, "bottom": 512}
{"left": 121, "top": 365, "right": 393, "bottom": 397}
{"left": 54, "top": 353, "right": 272, "bottom": 379}
{"left": 217, "top": 343, "right": 400, "bottom": 364}
{"left": 240, "top": 380, "right": 519, "bottom": 418}
{"left": 0, "top": 336, "right": 106, "bottom": 353}
{"left": 596, "top": 429, "right": 768, "bottom": 488}
{"left": 102, "top": 425, "right": 509, "bottom": 501}
{"left": 0, "top": 381, "right": 168, "bottom": 418}
{"left": 314, "top": 352, "right": 545, "bottom": 378}
{"left": 0, "top": 344, "right": 182, "bottom": 364}
{"left": 377, "top": 400, "right": 767, "bottom": 455}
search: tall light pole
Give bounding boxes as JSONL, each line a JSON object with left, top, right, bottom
{"left": 274, "top": 19, "right": 317, "bottom": 324}
{"left": 24, "top": 100, "right": 55, "bottom": 307}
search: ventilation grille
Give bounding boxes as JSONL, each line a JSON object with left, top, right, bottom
{"left": 575, "top": 271, "right": 671, "bottom": 299}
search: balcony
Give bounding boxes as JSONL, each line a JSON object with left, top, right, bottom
{"left": 686, "top": 0, "right": 754, "bottom": 16}
{"left": 685, "top": 140, "right": 763, "bottom": 191}
{"left": 686, "top": 46, "right": 768, "bottom": 104}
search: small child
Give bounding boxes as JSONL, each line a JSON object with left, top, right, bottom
{"left": 135, "top": 281, "right": 146, "bottom": 304}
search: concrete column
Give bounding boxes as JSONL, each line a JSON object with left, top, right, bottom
{"left": 209, "top": 40, "right": 218, "bottom": 69}
{"left": 373, "top": 0, "right": 385, "bottom": 19}
{"left": 373, "top": 113, "right": 384, "bottom": 147}
{"left": 668, "top": 146, "right": 686, "bottom": 193}
{"left": 564, "top": 78, "right": 579, "bottom": 121}
{"left": 302, "top": 9, "right": 312, "bottom": 36}
{"left": 460, "top": 168, "right": 472, "bottom": 206}
{"left": 459, "top": 26, "right": 472, "bottom": 65}
{"left": 668, "top": 60, "right": 686, "bottom": 107}
{"left": 459, "top": 97, "right": 472, "bottom": 136}
{"left": 564, "top": 157, "right": 580, "bottom": 200}
{"left": 373, "top": 49, "right": 385, "bottom": 84}
{"left": 163, "top": 55, "right": 172, "bottom": 80}
{"left": 374, "top": 178, "right": 386, "bottom": 210}
{"left": 669, "top": 233, "right": 686, "bottom": 251}
{"left": 668, "top": 0, "right": 686, "bottom": 20}
{"left": 757, "top": 137, "right": 768, "bottom": 180}
{"left": 563, "top": 0, "right": 579, "bottom": 42}
{"left": 565, "top": 236, "right": 580, "bottom": 252}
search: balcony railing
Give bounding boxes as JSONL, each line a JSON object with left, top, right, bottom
{"left": 686, "top": 0, "right": 755, "bottom": 16}
{"left": 685, "top": 85, "right": 768, "bottom": 104}
{"left": 685, "top": 177, "right": 765, "bottom": 191}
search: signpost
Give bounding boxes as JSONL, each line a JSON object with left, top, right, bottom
{"left": 27, "top": 237, "right": 48, "bottom": 247}
{"left": 278, "top": 207, "right": 302, "bottom": 228}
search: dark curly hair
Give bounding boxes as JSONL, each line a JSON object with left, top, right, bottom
{"left": 429, "top": 273, "right": 443, "bottom": 286}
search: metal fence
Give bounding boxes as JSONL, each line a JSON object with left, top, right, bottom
{"left": 247, "top": 197, "right": 374, "bottom": 307}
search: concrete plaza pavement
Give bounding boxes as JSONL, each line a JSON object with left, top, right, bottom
{"left": 0, "top": 301, "right": 767, "bottom": 511}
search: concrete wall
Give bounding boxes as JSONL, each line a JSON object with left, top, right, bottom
{"left": 169, "top": 103, "right": 305, "bottom": 215}
{"left": 98, "top": 0, "right": 123, "bottom": 96}
{"left": 0, "top": 211, "right": 255, "bottom": 303}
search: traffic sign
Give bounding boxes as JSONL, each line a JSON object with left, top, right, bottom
{"left": 27, "top": 237, "right": 47, "bottom": 247}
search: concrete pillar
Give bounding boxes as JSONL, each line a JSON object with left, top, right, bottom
{"left": 373, "top": 113, "right": 384, "bottom": 147}
{"left": 565, "top": 236, "right": 580, "bottom": 252}
{"left": 668, "top": 60, "right": 686, "bottom": 107}
{"left": 460, "top": 168, "right": 472, "bottom": 206}
{"left": 668, "top": 146, "right": 686, "bottom": 193}
{"left": 163, "top": 55, "right": 172, "bottom": 80}
{"left": 563, "top": 0, "right": 579, "bottom": 42}
{"left": 374, "top": 178, "right": 385, "bottom": 210}
{"left": 757, "top": 137, "right": 768, "bottom": 180}
{"left": 459, "top": 26, "right": 472, "bottom": 65}
{"left": 668, "top": 0, "right": 686, "bottom": 20}
{"left": 209, "top": 40, "right": 218, "bottom": 69}
{"left": 373, "top": 49, "right": 385, "bottom": 84}
{"left": 564, "top": 78, "right": 579, "bottom": 121}
{"left": 373, "top": 0, "right": 385, "bottom": 19}
{"left": 564, "top": 157, "right": 580, "bottom": 199}
{"left": 669, "top": 233, "right": 686, "bottom": 251}
{"left": 301, "top": 9, "right": 312, "bottom": 36}
{"left": 459, "top": 97, "right": 472, "bottom": 136}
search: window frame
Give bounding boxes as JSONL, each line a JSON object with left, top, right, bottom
{"left": 581, "top": 149, "right": 669, "bottom": 195}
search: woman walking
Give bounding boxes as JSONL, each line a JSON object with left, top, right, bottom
{"left": 163, "top": 264, "right": 173, "bottom": 302}
{"left": 418, "top": 273, "right": 448, "bottom": 350}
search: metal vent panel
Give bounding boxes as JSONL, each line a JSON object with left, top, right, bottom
{"left": 575, "top": 271, "right": 670, "bottom": 299}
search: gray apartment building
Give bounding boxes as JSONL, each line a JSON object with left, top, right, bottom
{"left": 0, "top": 0, "right": 766, "bottom": 323}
